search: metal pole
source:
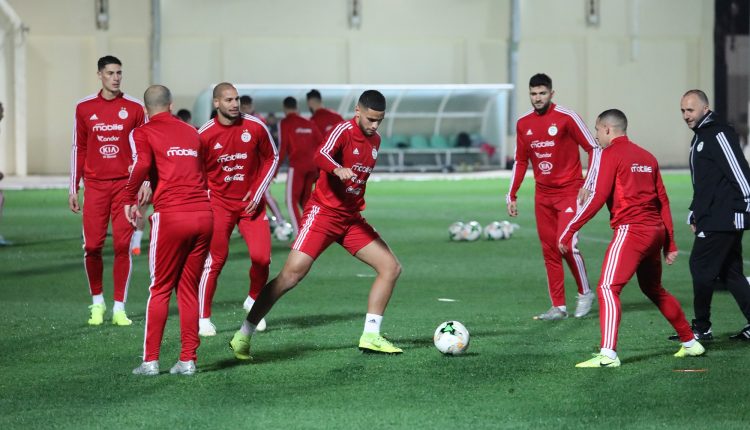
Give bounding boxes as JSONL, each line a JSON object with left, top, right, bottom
{"left": 151, "top": 0, "right": 161, "bottom": 84}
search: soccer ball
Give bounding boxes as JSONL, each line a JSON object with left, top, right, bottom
{"left": 434, "top": 321, "right": 470, "bottom": 355}
{"left": 448, "top": 221, "right": 465, "bottom": 241}
{"left": 483, "top": 221, "right": 509, "bottom": 240}
{"left": 273, "top": 222, "right": 294, "bottom": 241}
{"left": 461, "top": 221, "right": 482, "bottom": 241}
{"left": 500, "top": 220, "right": 517, "bottom": 237}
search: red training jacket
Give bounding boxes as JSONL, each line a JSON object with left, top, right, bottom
{"left": 278, "top": 112, "right": 324, "bottom": 173}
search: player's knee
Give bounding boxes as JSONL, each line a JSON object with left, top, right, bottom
{"left": 379, "top": 258, "right": 402, "bottom": 281}
{"left": 251, "top": 254, "right": 271, "bottom": 268}
{"left": 83, "top": 245, "right": 102, "bottom": 256}
{"left": 277, "top": 269, "right": 304, "bottom": 291}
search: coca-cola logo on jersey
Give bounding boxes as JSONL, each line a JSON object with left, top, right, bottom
{"left": 92, "top": 123, "right": 124, "bottom": 132}
{"left": 99, "top": 144, "right": 119, "bottom": 158}
{"left": 217, "top": 153, "right": 247, "bottom": 163}
{"left": 167, "top": 147, "right": 198, "bottom": 157}
{"left": 224, "top": 174, "right": 245, "bottom": 182}
{"left": 538, "top": 161, "right": 553, "bottom": 174}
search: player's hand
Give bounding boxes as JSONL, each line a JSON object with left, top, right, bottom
{"left": 690, "top": 223, "right": 696, "bottom": 233}
{"left": 577, "top": 188, "right": 592, "bottom": 205}
{"left": 244, "top": 200, "right": 258, "bottom": 215}
{"left": 137, "top": 183, "right": 152, "bottom": 206}
{"left": 69, "top": 193, "right": 81, "bottom": 214}
{"left": 558, "top": 241, "right": 569, "bottom": 254}
{"left": 507, "top": 201, "right": 518, "bottom": 217}
{"left": 124, "top": 204, "right": 141, "bottom": 227}
{"left": 333, "top": 167, "right": 356, "bottom": 182}
{"left": 665, "top": 251, "right": 678, "bottom": 265}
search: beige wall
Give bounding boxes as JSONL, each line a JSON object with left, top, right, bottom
{"left": 1, "top": 0, "right": 712, "bottom": 174}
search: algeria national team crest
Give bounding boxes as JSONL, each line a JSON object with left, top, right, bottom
{"left": 118, "top": 108, "right": 129, "bottom": 119}
{"left": 241, "top": 130, "right": 251, "bottom": 143}
{"left": 547, "top": 125, "right": 558, "bottom": 136}
{"left": 371, "top": 148, "right": 378, "bottom": 159}
{"left": 696, "top": 141, "right": 703, "bottom": 152}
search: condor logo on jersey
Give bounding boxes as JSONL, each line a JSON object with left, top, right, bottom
{"left": 99, "top": 144, "right": 119, "bottom": 158}
{"left": 530, "top": 140, "right": 555, "bottom": 149}
{"left": 167, "top": 147, "right": 198, "bottom": 157}
{"left": 217, "top": 153, "right": 247, "bottom": 163}
{"left": 93, "top": 123, "right": 124, "bottom": 132}
{"left": 631, "top": 163, "right": 653, "bottom": 173}
{"left": 97, "top": 135, "right": 120, "bottom": 143}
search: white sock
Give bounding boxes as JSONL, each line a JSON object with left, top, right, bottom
{"left": 682, "top": 339, "right": 696, "bottom": 348}
{"left": 600, "top": 348, "right": 617, "bottom": 360}
{"left": 199, "top": 317, "right": 211, "bottom": 325}
{"left": 113, "top": 301, "right": 125, "bottom": 312}
{"left": 92, "top": 294, "right": 105, "bottom": 306}
{"left": 557, "top": 305, "right": 567, "bottom": 313}
{"left": 364, "top": 313, "right": 383, "bottom": 334}
{"left": 243, "top": 295, "right": 255, "bottom": 311}
{"left": 240, "top": 320, "right": 257, "bottom": 336}
{"left": 131, "top": 230, "right": 143, "bottom": 249}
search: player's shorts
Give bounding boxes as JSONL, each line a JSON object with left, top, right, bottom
{"left": 292, "top": 203, "right": 380, "bottom": 259}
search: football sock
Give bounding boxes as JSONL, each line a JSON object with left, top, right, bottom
{"left": 132, "top": 230, "right": 143, "bottom": 245}
{"left": 240, "top": 320, "right": 257, "bottom": 336}
{"left": 199, "top": 317, "right": 211, "bottom": 324}
{"left": 92, "top": 294, "right": 105, "bottom": 306}
{"left": 600, "top": 348, "right": 617, "bottom": 360}
{"left": 113, "top": 301, "right": 125, "bottom": 312}
{"left": 557, "top": 306, "right": 567, "bottom": 313}
{"left": 682, "top": 339, "right": 696, "bottom": 348}
{"left": 364, "top": 313, "right": 383, "bottom": 334}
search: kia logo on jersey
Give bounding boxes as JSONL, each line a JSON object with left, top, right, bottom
{"left": 538, "top": 161, "right": 553, "bottom": 173}
{"left": 99, "top": 144, "right": 120, "bottom": 158}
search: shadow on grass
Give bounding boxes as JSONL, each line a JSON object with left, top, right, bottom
{"left": 201, "top": 341, "right": 356, "bottom": 371}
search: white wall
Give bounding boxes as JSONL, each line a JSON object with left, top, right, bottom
{"left": 3, "top": 0, "right": 713, "bottom": 174}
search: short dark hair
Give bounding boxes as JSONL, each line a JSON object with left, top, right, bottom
{"left": 283, "top": 96, "right": 297, "bottom": 109}
{"left": 97, "top": 55, "right": 122, "bottom": 71}
{"left": 306, "top": 89, "right": 322, "bottom": 101}
{"left": 529, "top": 73, "right": 552, "bottom": 89}
{"left": 683, "top": 89, "right": 709, "bottom": 105}
{"left": 176, "top": 109, "right": 192, "bottom": 122}
{"left": 212, "top": 82, "right": 236, "bottom": 99}
{"left": 240, "top": 95, "right": 253, "bottom": 107}
{"left": 597, "top": 109, "right": 628, "bottom": 132}
{"left": 358, "top": 90, "right": 386, "bottom": 112}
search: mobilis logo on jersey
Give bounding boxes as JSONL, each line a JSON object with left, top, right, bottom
{"left": 92, "top": 123, "right": 124, "bottom": 132}
{"left": 167, "top": 147, "right": 199, "bottom": 157}
{"left": 631, "top": 163, "right": 653, "bottom": 173}
{"left": 217, "top": 153, "right": 247, "bottom": 163}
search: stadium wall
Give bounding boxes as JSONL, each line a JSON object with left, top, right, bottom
{"left": 4, "top": 0, "right": 712, "bottom": 174}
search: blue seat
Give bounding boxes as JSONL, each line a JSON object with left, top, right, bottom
{"left": 409, "top": 135, "right": 430, "bottom": 149}
{"left": 430, "top": 135, "right": 450, "bottom": 148}
{"left": 390, "top": 134, "right": 410, "bottom": 148}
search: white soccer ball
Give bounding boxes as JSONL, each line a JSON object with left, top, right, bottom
{"left": 448, "top": 221, "right": 465, "bottom": 241}
{"left": 273, "top": 222, "right": 294, "bottom": 241}
{"left": 483, "top": 221, "right": 509, "bottom": 240}
{"left": 461, "top": 221, "right": 482, "bottom": 241}
{"left": 500, "top": 220, "right": 517, "bottom": 238}
{"left": 434, "top": 321, "right": 470, "bottom": 355}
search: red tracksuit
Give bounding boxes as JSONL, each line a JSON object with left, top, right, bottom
{"left": 124, "top": 111, "right": 212, "bottom": 362}
{"left": 559, "top": 136, "right": 694, "bottom": 351}
{"left": 70, "top": 91, "right": 146, "bottom": 302}
{"left": 278, "top": 112, "right": 324, "bottom": 235}
{"left": 507, "top": 103, "right": 598, "bottom": 307}
{"left": 311, "top": 107, "right": 344, "bottom": 136}
{"left": 197, "top": 114, "right": 278, "bottom": 319}
{"left": 292, "top": 119, "right": 381, "bottom": 259}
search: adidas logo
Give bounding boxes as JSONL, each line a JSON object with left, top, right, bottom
{"left": 90, "top": 114, "right": 99, "bottom": 120}
{"left": 697, "top": 231, "right": 706, "bottom": 238}
{"left": 526, "top": 129, "right": 533, "bottom": 135}
{"left": 565, "top": 207, "right": 574, "bottom": 213}
{"left": 367, "top": 319, "right": 377, "bottom": 323}
{"left": 353, "top": 148, "right": 360, "bottom": 155}
{"left": 213, "top": 142, "right": 223, "bottom": 150}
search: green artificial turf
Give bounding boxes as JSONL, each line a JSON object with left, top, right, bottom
{"left": 1, "top": 174, "right": 748, "bottom": 429}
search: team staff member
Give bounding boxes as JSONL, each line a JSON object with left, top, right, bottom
{"left": 306, "top": 89, "right": 344, "bottom": 135}
{"left": 197, "top": 82, "right": 278, "bottom": 336}
{"left": 69, "top": 55, "right": 147, "bottom": 326}
{"left": 560, "top": 109, "right": 704, "bottom": 367}
{"left": 507, "top": 73, "right": 598, "bottom": 321}
{"left": 678, "top": 89, "right": 750, "bottom": 341}
{"left": 278, "top": 96, "right": 324, "bottom": 237}
{"left": 127, "top": 85, "right": 212, "bottom": 376}
{"left": 230, "top": 90, "right": 403, "bottom": 359}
